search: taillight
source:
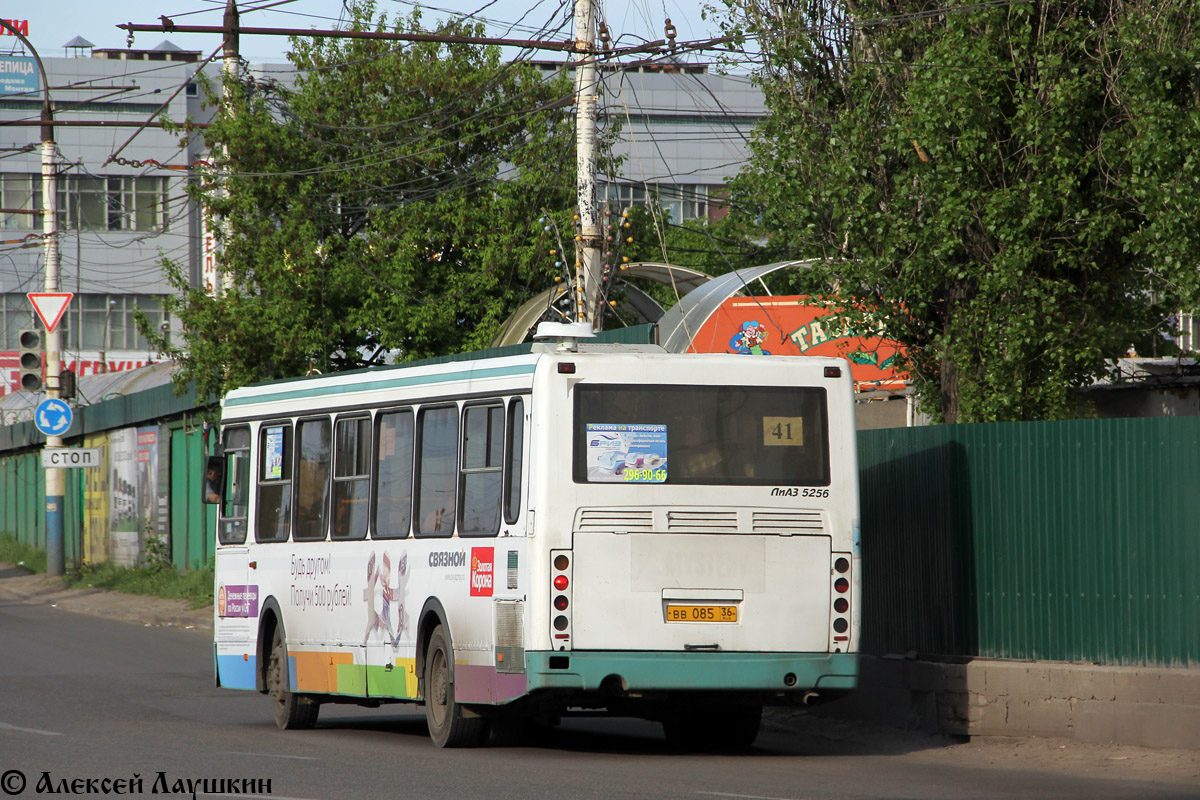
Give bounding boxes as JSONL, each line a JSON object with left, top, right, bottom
{"left": 830, "top": 554, "right": 853, "bottom": 651}
{"left": 550, "top": 550, "right": 572, "bottom": 647}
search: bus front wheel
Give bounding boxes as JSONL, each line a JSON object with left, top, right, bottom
{"left": 267, "top": 627, "right": 319, "bottom": 730}
{"left": 424, "top": 625, "right": 487, "bottom": 747}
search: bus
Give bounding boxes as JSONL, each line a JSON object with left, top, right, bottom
{"left": 208, "top": 323, "right": 861, "bottom": 748}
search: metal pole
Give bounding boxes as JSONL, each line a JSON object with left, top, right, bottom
{"left": 572, "top": 0, "right": 603, "bottom": 329}
{"left": 0, "top": 21, "right": 65, "bottom": 576}
{"left": 219, "top": 0, "right": 239, "bottom": 294}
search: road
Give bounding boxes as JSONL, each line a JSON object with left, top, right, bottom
{"left": 1, "top": 593, "right": 1198, "bottom": 800}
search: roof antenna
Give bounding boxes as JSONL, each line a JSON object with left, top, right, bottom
{"left": 533, "top": 321, "right": 596, "bottom": 353}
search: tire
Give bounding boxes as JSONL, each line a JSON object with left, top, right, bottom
{"left": 266, "top": 626, "right": 319, "bottom": 730}
{"left": 423, "top": 625, "right": 488, "bottom": 748}
{"left": 662, "top": 703, "right": 762, "bottom": 751}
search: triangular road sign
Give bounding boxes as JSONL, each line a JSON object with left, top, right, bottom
{"left": 27, "top": 292, "right": 73, "bottom": 333}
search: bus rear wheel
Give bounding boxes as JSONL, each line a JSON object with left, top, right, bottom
{"left": 424, "top": 625, "right": 487, "bottom": 748}
{"left": 662, "top": 702, "right": 762, "bottom": 751}
{"left": 267, "top": 627, "right": 319, "bottom": 730}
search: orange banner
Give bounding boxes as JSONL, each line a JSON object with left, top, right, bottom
{"left": 686, "top": 296, "right": 908, "bottom": 391}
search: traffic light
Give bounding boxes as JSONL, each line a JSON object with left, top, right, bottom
{"left": 60, "top": 368, "right": 76, "bottom": 400}
{"left": 17, "top": 329, "right": 43, "bottom": 392}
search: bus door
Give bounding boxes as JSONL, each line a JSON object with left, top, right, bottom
{"left": 212, "top": 428, "right": 261, "bottom": 689}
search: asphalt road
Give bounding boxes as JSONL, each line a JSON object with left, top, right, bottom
{"left": 1, "top": 591, "right": 1198, "bottom": 800}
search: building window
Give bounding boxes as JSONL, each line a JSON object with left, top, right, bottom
{"left": 0, "top": 174, "right": 40, "bottom": 230}
{"left": 1, "top": 292, "right": 169, "bottom": 351}
{"left": 69, "top": 294, "right": 169, "bottom": 352}
{"left": 0, "top": 293, "right": 34, "bottom": 349}
{"left": 603, "top": 182, "right": 710, "bottom": 223}
{"left": 0, "top": 174, "right": 171, "bottom": 232}
{"left": 66, "top": 176, "right": 170, "bottom": 233}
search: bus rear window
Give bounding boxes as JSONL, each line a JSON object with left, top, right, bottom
{"left": 573, "top": 384, "right": 829, "bottom": 486}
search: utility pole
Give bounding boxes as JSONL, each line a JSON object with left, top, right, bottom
{"left": 219, "top": 0, "right": 239, "bottom": 295}
{"left": 1, "top": 22, "right": 64, "bottom": 576}
{"left": 572, "top": 0, "right": 604, "bottom": 330}
{"left": 121, "top": 0, "right": 671, "bottom": 332}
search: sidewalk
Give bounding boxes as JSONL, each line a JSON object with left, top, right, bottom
{"left": 0, "top": 564, "right": 213, "bottom": 632}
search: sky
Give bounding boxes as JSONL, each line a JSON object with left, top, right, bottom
{"left": 16, "top": 0, "right": 725, "bottom": 65}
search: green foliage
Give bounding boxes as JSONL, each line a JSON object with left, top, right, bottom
{"left": 718, "top": 0, "right": 1200, "bottom": 422}
{"left": 150, "top": 2, "right": 579, "bottom": 399}
{"left": 0, "top": 535, "right": 46, "bottom": 573}
{"left": 65, "top": 558, "right": 215, "bottom": 610}
{"left": 1, "top": 535, "right": 214, "bottom": 609}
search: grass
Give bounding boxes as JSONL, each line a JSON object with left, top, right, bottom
{"left": 0, "top": 534, "right": 214, "bottom": 610}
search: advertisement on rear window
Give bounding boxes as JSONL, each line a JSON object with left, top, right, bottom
{"left": 585, "top": 423, "right": 668, "bottom": 483}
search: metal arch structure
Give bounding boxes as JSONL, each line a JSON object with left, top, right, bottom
{"left": 656, "top": 260, "right": 818, "bottom": 353}
{"left": 489, "top": 262, "right": 715, "bottom": 347}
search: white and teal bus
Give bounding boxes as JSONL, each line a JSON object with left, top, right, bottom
{"left": 209, "top": 324, "right": 861, "bottom": 748}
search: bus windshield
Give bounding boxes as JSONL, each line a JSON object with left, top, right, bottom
{"left": 573, "top": 384, "right": 830, "bottom": 486}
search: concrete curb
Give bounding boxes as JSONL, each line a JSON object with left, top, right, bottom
{"left": 0, "top": 567, "right": 213, "bottom": 632}
{"left": 817, "top": 654, "right": 1200, "bottom": 751}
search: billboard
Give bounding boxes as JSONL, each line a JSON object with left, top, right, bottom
{"left": 687, "top": 296, "right": 909, "bottom": 391}
{"left": 0, "top": 55, "right": 37, "bottom": 96}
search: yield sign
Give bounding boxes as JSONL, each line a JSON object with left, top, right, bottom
{"left": 27, "top": 292, "right": 73, "bottom": 333}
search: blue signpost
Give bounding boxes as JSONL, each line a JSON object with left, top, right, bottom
{"left": 34, "top": 398, "right": 73, "bottom": 437}
{"left": 35, "top": 398, "right": 72, "bottom": 575}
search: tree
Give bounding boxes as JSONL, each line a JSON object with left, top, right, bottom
{"left": 718, "top": 0, "right": 1200, "bottom": 422}
{"left": 151, "top": 3, "right": 577, "bottom": 400}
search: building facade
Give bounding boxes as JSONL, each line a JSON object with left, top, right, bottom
{"left": 0, "top": 41, "right": 214, "bottom": 398}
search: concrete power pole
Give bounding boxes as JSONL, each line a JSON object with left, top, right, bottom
{"left": 40, "top": 88, "right": 63, "bottom": 576}
{"left": 0, "top": 22, "right": 65, "bottom": 575}
{"left": 572, "top": 0, "right": 604, "bottom": 330}
{"left": 219, "top": 0, "right": 239, "bottom": 294}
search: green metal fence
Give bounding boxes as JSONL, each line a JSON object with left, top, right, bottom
{"left": 858, "top": 417, "right": 1200, "bottom": 668}
{"left": 1, "top": 383, "right": 216, "bottom": 572}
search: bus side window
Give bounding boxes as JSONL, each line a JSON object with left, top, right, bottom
{"left": 218, "top": 425, "right": 250, "bottom": 544}
{"left": 256, "top": 422, "right": 293, "bottom": 543}
{"left": 460, "top": 402, "right": 503, "bottom": 536}
{"left": 503, "top": 398, "right": 524, "bottom": 525}
{"left": 332, "top": 416, "right": 371, "bottom": 540}
{"left": 373, "top": 409, "right": 413, "bottom": 539}
{"left": 294, "top": 417, "right": 332, "bottom": 541}
{"left": 415, "top": 405, "right": 458, "bottom": 537}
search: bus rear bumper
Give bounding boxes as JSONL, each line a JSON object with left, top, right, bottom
{"left": 524, "top": 651, "right": 857, "bottom": 694}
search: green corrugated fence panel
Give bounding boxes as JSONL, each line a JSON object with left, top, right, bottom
{"left": 193, "top": 428, "right": 217, "bottom": 569}
{"left": 858, "top": 417, "right": 1200, "bottom": 668}
{"left": 169, "top": 426, "right": 216, "bottom": 571}
{"left": 64, "top": 467, "right": 83, "bottom": 569}
{"left": 170, "top": 427, "right": 188, "bottom": 571}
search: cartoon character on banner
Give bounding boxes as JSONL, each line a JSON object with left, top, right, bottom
{"left": 729, "top": 320, "right": 771, "bottom": 355}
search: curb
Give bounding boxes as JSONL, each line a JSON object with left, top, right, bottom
{"left": 0, "top": 565, "right": 213, "bottom": 632}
